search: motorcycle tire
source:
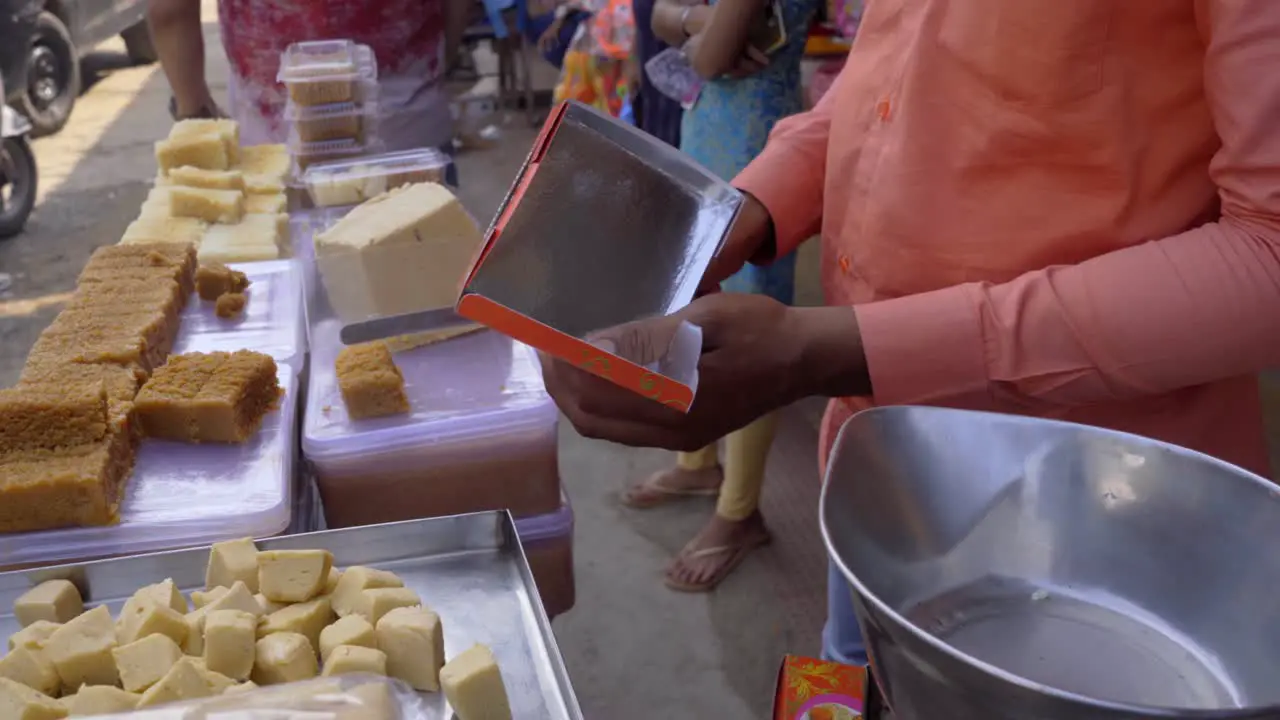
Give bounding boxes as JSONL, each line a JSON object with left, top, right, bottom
{"left": 14, "top": 11, "right": 81, "bottom": 138}
{"left": 0, "top": 136, "right": 38, "bottom": 239}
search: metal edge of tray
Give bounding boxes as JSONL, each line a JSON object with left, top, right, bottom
{"left": 0, "top": 511, "right": 584, "bottom": 720}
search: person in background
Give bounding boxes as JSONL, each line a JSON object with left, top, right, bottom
{"left": 630, "top": 0, "right": 683, "bottom": 147}
{"left": 623, "top": 0, "right": 818, "bottom": 593}
{"left": 541, "top": 1, "right": 1280, "bottom": 663}
{"left": 147, "top": 0, "right": 470, "bottom": 158}
{"left": 547, "top": 0, "right": 637, "bottom": 117}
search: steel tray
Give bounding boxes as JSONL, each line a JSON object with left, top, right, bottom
{"left": 0, "top": 511, "right": 583, "bottom": 720}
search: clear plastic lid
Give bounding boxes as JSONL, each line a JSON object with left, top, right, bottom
{"left": 303, "top": 317, "right": 557, "bottom": 464}
{"left": 0, "top": 369, "right": 296, "bottom": 567}
{"left": 282, "top": 95, "right": 379, "bottom": 123}
{"left": 277, "top": 40, "right": 378, "bottom": 84}
{"left": 291, "top": 137, "right": 385, "bottom": 172}
{"left": 172, "top": 259, "right": 307, "bottom": 373}
{"left": 515, "top": 492, "right": 573, "bottom": 543}
{"left": 301, "top": 147, "right": 453, "bottom": 207}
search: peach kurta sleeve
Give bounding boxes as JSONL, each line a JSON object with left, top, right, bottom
{"left": 731, "top": 65, "right": 839, "bottom": 259}
{"left": 853, "top": 0, "right": 1280, "bottom": 410}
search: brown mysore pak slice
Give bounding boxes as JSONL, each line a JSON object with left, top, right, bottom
{"left": 134, "top": 350, "right": 281, "bottom": 443}
{"left": 335, "top": 342, "right": 409, "bottom": 420}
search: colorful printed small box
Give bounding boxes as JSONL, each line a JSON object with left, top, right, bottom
{"left": 773, "top": 655, "right": 868, "bottom": 720}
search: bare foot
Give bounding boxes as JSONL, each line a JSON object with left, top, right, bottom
{"left": 621, "top": 465, "right": 723, "bottom": 509}
{"left": 664, "top": 511, "right": 771, "bottom": 592}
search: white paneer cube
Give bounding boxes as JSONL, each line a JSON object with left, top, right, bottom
{"left": 257, "top": 550, "right": 333, "bottom": 603}
{"left": 375, "top": 606, "right": 443, "bottom": 692}
{"left": 318, "top": 615, "right": 376, "bottom": 663}
{"left": 206, "top": 538, "right": 259, "bottom": 593}
{"left": 14, "top": 580, "right": 83, "bottom": 626}
{"left": 251, "top": 633, "right": 318, "bottom": 686}
{"left": 44, "top": 605, "right": 118, "bottom": 690}
{"left": 439, "top": 644, "right": 512, "bottom": 720}
{"left": 112, "top": 633, "right": 184, "bottom": 693}
{"left": 203, "top": 610, "right": 257, "bottom": 681}
{"left": 321, "top": 645, "right": 387, "bottom": 677}
{"left": 330, "top": 567, "right": 402, "bottom": 617}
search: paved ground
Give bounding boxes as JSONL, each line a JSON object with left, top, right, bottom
{"left": 0, "top": 12, "right": 831, "bottom": 719}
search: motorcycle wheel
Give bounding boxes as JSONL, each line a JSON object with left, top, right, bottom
{"left": 0, "top": 136, "right": 37, "bottom": 239}
{"left": 14, "top": 11, "right": 81, "bottom": 137}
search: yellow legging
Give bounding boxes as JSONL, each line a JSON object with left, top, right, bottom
{"left": 676, "top": 413, "right": 780, "bottom": 521}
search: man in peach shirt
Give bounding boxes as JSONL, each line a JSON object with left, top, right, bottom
{"left": 542, "top": 0, "right": 1280, "bottom": 662}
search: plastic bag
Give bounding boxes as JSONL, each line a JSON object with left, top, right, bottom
{"left": 92, "top": 675, "right": 429, "bottom": 719}
{"left": 643, "top": 47, "right": 702, "bottom": 110}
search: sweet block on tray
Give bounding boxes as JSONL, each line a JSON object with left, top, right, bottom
{"left": 0, "top": 382, "right": 110, "bottom": 453}
{"left": 78, "top": 243, "right": 198, "bottom": 297}
{"left": 334, "top": 342, "right": 408, "bottom": 420}
{"left": 195, "top": 263, "right": 251, "bottom": 301}
{"left": 134, "top": 350, "right": 281, "bottom": 443}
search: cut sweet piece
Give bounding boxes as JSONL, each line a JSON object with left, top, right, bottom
{"left": 0, "top": 384, "right": 109, "bottom": 455}
{"left": 191, "top": 587, "right": 227, "bottom": 609}
{"left": 120, "top": 216, "right": 207, "bottom": 246}
{"left": 155, "top": 133, "right": 229, "bottom": 174}
{"left": 335, "top": 342, "right": 408, "bottom": 420}
{"left": 197, "top": 213, "right": 287, "bottom": 265}
{"left": 215, "top": 292, "right": 247, "bottom": 319}
{"left": 257, "top": 549, "right": 334, "bottom": 603}
{"left": 330, "top": 567, "right": 403, "bottom": 617}
{"left": 257, "top": 598, "right": 332, "bottom": 651}
{"left": 59, "top": 685, "right": 139, "bottom": 715}
{"left": 201, "top": 581, "right": 263, "bottom": 618}
{"left": 206, "top": 537, "right": 259, "bottom": 592}
{"left": 40, "top": 309, "right": 176, "bottom": 371}
{"left": 323, "top": 568, "right": 342, "bottom": 594}
{"left": 180, "top": 613, "right": 204, "bottom": 657}
{"left": 254, "top": 594, "right": 286, "bottom": 615}
{"left": 322, "top": 645, "right": 387, "bottom": 678}
{"left": 223, "top": 680, "right": 257, "bottom": 695}
{"left": 315, "top": 183, "right": 483, "bottom": 322}
{"left": 170, "top": 119, "right": 240, "bottom": 165}
{"left": 134, "top": 351, "right": 280, "bottom": 443}
{"left": 318, "top": 615, "right": 375, "bottom": 663}
{"left": 79, "top": 242, "right": 197, "bottom": 296}
{"left": 0, "top": 646, "right": 60, "bottom": 696}
{"left": 168, "top": 166, "right": 245, "bottom": 191}
{"left": 0, "top": 677, "right": 66, "bottom": 720}
{"left": 192, "top": 662, "right": 237, "bottom": 694}
{"left": 439, "top": 644, "right": 512, "bottom": 720}
{"left": 239, "top": 144, "right": 291, "bottom": 195}
{"left": 112, "top": 633, "right": 184, "bottom": 692}
{"left": 252, "top": 633, "right": 318, "bottom": 686}
{"left": 136, "top": 657, "right": 211, "bottom": 708}
{"left": 350, "top": 587, "right": 421, "bottom": 625}
{"left": 245, "top": 193, "right": 287, "bottom": 215}
{"left": 134, "top": 579, "right": 189, "bottom": 614}
{"left": 0, "top": 428, "right": 136, "bottom": 533}
{"left": 203, "top": 610, "right": 257, "bottom": 681}
{"left": 169, "top": 186, "right": 245, "bottom": 224}
{"left": 194, "top": 263, "right": 250, "bottom": 302}
{"left": 44, "top": 605, "right": 119, "bottom": 690}
{"left": 375, "top": 605, "right": 443, "bottom": 692}
{"left": 14, "top": 580, "right": 84, "bottom": 626}
{"left": 115, "top": 594, "right": 188, "bottom": 647}
{"left": 9, "top": 622, "right": 61, "bottom": 652}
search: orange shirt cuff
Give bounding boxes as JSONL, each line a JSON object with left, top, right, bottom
{"left": 854, "top": 284, "right": 993, "bottom": 406}
{"left": 733, "top": 147, "right": 821, "bottom": 260}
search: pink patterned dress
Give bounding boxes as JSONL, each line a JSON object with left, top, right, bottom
{"left": 217, "top": 0, "right": 453, "bottom": 150}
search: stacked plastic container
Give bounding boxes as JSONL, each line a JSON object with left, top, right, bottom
{"left": 278, "top": 40, "right": 383, "bottom": 177}
{"left": 301, "top": 147, "right": 453, "bottom": 208}
{"left": 0, "top": 259, "right": 307, "bottom": 569}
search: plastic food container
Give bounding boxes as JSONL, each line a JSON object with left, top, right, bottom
{"left": 516, "top": 495, "right": 576, "bottom": 620}
{"left": 302, "top": 147, "right": 453, "bottom": 208}
{"left": 277, "top": 39, "right": 378, "bottom": 106}
{"left": 0, "top": 370, "right": 297, "bottom": 569}
{"left": 285, "top": 95, "right": 380, "bottom": 144}
{"left": 171, "top": 259, "right": 307, "bottom": 373}
{"left": 291, "top": 136, "right": 384, "bottom": 173}
{"left": 303, "top": 318, "right": 561, "bottom": 528}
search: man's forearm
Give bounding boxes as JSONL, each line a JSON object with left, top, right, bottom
{"left": 793, "top": 305, "right": 870, "bottom": 400}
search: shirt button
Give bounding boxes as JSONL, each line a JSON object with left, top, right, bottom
{"left": 838, "top": 255, "right": 853, "bottom": 274}
{"left": 877, "top": 98, "right": 892, "bottom": 121}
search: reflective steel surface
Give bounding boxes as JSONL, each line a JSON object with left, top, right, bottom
{"left": 0, "top": 513, "right": 583, "bottom": 720}
{"left": 821, "top": 407, "right": 1280, "bottom": 720}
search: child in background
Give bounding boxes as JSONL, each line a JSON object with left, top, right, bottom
{"left": 547, "top": 0, "right": 637, "bottom": 117}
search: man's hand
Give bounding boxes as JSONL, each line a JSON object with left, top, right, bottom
{"left": 700, "top": 191, "right": 776, "bottom": 293}
{"left": 542, "top": 294, "right": 870, "bottom": 450}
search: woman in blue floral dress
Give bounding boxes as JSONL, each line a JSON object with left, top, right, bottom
{"left": 624, "top": 0, "right": 819, "bottom": 592}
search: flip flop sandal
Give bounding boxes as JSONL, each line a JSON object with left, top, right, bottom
{"left": 663, "top": 530, "right": 772, "bottom": 593}
{"left": 620, "top": 474, "right": 721, "bottom": 510}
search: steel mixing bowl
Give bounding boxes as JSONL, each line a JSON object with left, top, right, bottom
{"left": 820, "top": 407, "right": 1280, "bottom": 720}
